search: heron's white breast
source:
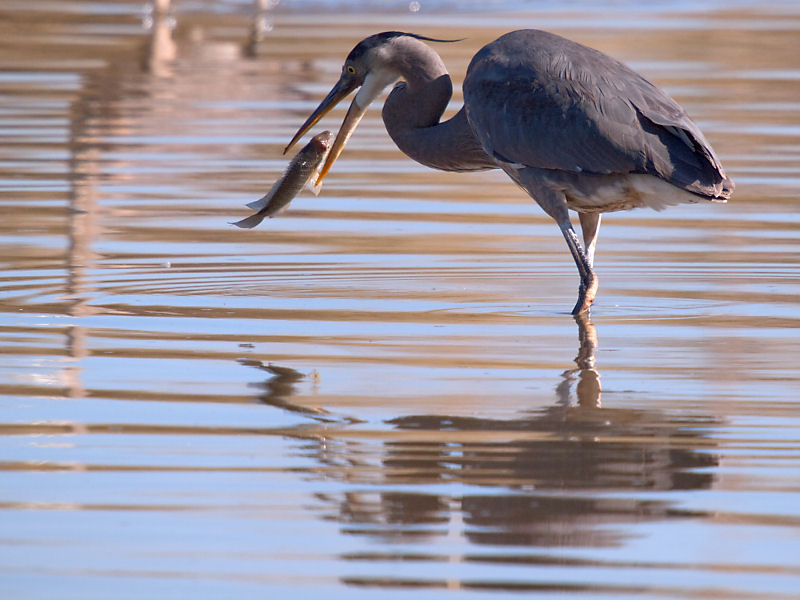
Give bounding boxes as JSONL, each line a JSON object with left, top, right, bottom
{"left": 562, "top": 173, "right": 706, "bottom": 214}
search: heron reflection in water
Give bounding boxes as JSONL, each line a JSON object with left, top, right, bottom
{"left": 286, "top": 30, "right": 733, "bottom": 314}
{"left": 239, "top": 319, "right": 720, "bottom": 557}
{"left": 242, "top": 314, "right": 602, "bottom": 417}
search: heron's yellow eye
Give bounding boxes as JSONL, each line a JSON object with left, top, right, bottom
{"left": 346, "top": 65, "right": 356, "bottom": 75}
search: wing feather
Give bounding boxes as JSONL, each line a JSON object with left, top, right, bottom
{"left": 463, "top": 30, "right": 731, "bottom": 198}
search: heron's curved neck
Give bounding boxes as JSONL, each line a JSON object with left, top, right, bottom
{"left": 380, "top": 39, "right": 495, "bottom": 172}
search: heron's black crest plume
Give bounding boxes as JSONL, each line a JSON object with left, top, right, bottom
{"left": 346, "top": 31, "right": 464, "bottom": 62}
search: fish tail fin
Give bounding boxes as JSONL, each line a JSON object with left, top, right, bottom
{"left": 246, "top": 193, "right": 270, "bottom": 211}
{"left": 230, "top": 213, "right": 267, "bottom": 229}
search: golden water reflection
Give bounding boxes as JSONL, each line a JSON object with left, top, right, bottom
{"left": 1, "top": 1, "right": 799, "bottom": 598}
{"left": 243, "top": 315, "right": 718, "bottom": 567}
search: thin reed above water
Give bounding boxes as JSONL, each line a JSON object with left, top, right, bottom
{"left": 0, "top": 2, "right": 799, "bottom": 599}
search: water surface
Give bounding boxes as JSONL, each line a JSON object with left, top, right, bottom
{"left": 1, "top": 1, "right": 799, "bottom": 598}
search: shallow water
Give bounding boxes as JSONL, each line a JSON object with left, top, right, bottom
{"left": 1, "top": 1, "right": 800, "bottom": 598}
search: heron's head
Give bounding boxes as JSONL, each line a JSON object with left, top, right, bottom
{"left": 285, "top": 32, "right": 457, "bottom": 185}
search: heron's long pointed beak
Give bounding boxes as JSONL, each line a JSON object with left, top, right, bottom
{"left": 314, "top": 98, "right": 369, "bottom": 185}
{"left": 286, "top": 68, "right": 392, "bottom": 186}
{"left": 284, "top": 76, "right": 358, "bottom": 155}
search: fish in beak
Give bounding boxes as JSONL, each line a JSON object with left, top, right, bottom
{"left": 285, "top": 68, "right": 400, "bottom": 186}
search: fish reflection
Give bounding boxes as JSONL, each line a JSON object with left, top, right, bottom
{"left": 238, "top": 359, "right": 334, "bottom": 422}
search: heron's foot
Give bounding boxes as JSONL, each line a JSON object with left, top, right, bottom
{"left": 571, "top": 273, "right": 598, "bottom": 315}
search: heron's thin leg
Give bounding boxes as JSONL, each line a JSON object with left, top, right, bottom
{"left": 578, "top": 213, "right": 601, "bottom": 269}
{"left": 510, "top": 168, "right": 598, "bottom": 314}
{"left": 560, "top": 225, "right": 598, "bottom": 314}
{"left": 574, "top": 212, "right": 601, "bottom": 313}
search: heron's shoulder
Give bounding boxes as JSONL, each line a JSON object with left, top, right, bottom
{"left": 467, "top": 29, "right": 637, "bottom": 86}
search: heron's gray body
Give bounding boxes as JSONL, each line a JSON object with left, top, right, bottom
{"left": 466, "top": 31, "right": 730, "bottom": 193}
{"left": 381, "top": 30, "right": 731, "bottom": 204}
{"left": 286, "top": 29, "right": 733, "bottom": 313}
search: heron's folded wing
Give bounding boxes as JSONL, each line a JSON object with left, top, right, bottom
{"left": 463, "top": 30, "right": 729, "bottom": 197}
{"left": 464, "top": 72, "right": 647, "bottom": 175}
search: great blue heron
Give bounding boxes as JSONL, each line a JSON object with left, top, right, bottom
{"left": 285, "top": 30, "right": 733, "bottom": 314}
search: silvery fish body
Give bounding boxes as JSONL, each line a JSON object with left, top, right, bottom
{"left": 233, "top": 131, "right": 332, "bottom": 229}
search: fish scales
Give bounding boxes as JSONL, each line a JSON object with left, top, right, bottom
{"left": 233, "top": 131, "right": 332, "bottom": 229}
